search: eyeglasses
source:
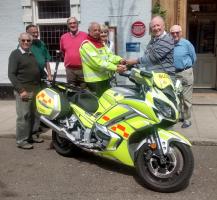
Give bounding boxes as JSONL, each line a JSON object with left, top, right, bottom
{"left": 171, "top": 32, "right": 180, "bottom": 35}
{"left": 21, "top": 39, "right": 31, "bottom": 43}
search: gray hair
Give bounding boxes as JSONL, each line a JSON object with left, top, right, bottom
{"left": 67, "top": 16, "right": 78, "bottom": 24}
{"left": 18, "top": 32, "right": 33, "bottom": 42}
{"left": 88, "top": 22, "right": 100, "bottom": 32}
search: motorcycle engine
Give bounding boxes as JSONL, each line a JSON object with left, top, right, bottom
{"left": 94, "top": 124, "right": 111, "bottom": 148}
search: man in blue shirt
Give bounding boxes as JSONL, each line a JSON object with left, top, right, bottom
{"left": 170, "top": 25, "right": 197, "bottom": 128}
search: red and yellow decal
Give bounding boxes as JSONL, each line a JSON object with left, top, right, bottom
{"left": 111, "top": 124, "right": 129, "bottom": 139}
{"left": 36, "top": 92, "right": 53, "bottom": 107}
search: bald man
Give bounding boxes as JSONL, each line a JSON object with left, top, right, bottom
{"left": 170, "top": 25, "right": 197, "bottom": 128}
{"left": 79, "top": 22, "right": 127, "bottom": 97}
{"left": 127, "top": 16, "right": 175, "bottom": 79}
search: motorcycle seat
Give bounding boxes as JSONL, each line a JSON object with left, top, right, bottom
{"left": 71, "top": 91, "right": 99, "bottom": 113}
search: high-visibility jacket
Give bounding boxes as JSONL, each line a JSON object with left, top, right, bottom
{"left": 79, "top": 40, "right": 122, "bottom": 82}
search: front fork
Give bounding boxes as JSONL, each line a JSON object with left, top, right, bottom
{"left": 152, "top": 127, "right": 167, "bottom": 165}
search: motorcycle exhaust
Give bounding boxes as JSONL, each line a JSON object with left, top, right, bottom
{"left": 40, "top": 116, "right": 75, "bottom": 141}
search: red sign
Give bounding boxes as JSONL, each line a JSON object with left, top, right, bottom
{"left": 131, "top": 21, "right": 146, "bottom": 38}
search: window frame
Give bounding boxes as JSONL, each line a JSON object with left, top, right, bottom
{"left": 32, "top": 0, "right": 70, "bottom": 76}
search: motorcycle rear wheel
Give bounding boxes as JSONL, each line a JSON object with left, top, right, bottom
{"left": 52, "top": 130, "right": 80, "bottom": 157}
{"left": 135, "top": 142, "right": 194, "bottom": 193}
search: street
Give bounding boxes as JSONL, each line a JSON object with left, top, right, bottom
{"left": 0, "top": 138, "right": 217, "bottom": 200}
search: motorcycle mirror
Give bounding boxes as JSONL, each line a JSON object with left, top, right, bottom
{"left": 140, "top": 70, "right": 153, "bottom": 78}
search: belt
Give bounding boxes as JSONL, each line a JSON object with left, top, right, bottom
{"left": 66, "top": 65, "right": 82, "bottom": 69}
{"left": 175, "top": 66, "right": 191, "bottom": 73}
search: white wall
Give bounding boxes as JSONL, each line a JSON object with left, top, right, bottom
{"left": 0, "top": 0, "right": 152, "bottom": 84}
{"left": 80, "top": 0, "right": 152, "bottom": 84}
{"left": 80, "top": 0, "right": 152, "bottom": 58}
{"left": 0, "top": 0, "right": 25, "bottom": 83}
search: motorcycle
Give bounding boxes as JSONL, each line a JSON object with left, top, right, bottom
{"left": 36, "top": 62, "right": 194, "bottom": 193}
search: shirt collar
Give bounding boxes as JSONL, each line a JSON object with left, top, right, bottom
{"left": 70, "top": 31, "right": 79, "bottom": 37}
{"left": 154, "top": 31, "right": 167, "bottom": 41}
{"left": 18, "top": 46, "right": 32, "bottom": 54}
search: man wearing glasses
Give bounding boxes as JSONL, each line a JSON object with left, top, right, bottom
{"left": 8, "top": 33, "right": 41, "bottom": 149}
{"left": 170, "top": 25, "right": 197, "bottom": 128}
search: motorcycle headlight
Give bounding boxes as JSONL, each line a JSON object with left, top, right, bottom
{"left": 153, "top": 98, "right": 175, "bottom": 119}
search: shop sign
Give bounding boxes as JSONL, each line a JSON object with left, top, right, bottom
{"left": 126, "top": 42, "right": 140, "bottom": 52}
{"left": 131, "top": 21, "right": 146, "bottom": 38}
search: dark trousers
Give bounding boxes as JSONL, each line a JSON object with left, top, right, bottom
{"left": 87, "top": 79, "right": 111, "bottom": 97}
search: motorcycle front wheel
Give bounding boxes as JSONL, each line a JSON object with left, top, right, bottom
{"left": 52, "top": 130, "right": 80, "bottom": 157}
{"left": 135, "top": 142, "right": 194, "bottom": 193}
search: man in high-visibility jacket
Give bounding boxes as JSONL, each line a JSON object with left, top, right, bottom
{"left": 79, "top": 22, "right": 127, "bottom": 97}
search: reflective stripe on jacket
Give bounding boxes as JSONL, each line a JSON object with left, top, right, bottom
{"left": 79, "top": 40, "right": 122, "bottom": 82}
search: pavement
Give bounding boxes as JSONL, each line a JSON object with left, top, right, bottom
{"left": 1, "top": 92, "right": 217, "bottom": 146}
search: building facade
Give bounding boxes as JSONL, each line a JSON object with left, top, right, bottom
{"left": 0, "top": 0, "right": 216, "bottom": 89}
{"left": 157, "top": 0, "right": 217, "bottom": 89}
{"left": 0, "top": 0, "right": 152, "bottom": 85}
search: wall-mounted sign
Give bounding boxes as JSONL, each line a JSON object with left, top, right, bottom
{"left": 126, "top": 42, "right": 140, "bottom": 52}
{"left": 131, "top": 21, "right": 146, "bottom": 38}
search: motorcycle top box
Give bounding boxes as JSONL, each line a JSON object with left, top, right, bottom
{"left": 36, "top": 88, "right": 72, "bottom": 120}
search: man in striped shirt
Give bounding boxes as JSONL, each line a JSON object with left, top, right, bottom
{"left": 127, "top": 16, "right": 175, "bottom": 80}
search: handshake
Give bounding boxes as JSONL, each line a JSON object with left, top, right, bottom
{"left": 116, "top": 58, "right": 138, "bottom": 73}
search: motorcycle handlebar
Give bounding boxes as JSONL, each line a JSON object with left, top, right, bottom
{"left": 140, "top": 71, "right": 153, "bottom": 78}
{"left": 119, "top": 71, "right": 131, "bottom": 77}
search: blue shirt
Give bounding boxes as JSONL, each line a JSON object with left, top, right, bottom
{"left": 173, "top": 38, "right": 196, "bottom": 69}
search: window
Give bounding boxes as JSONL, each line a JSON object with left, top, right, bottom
{"left": 39, "top": 25, "right": 68, "bottom": 61}
{"left": 189, "top": 19, "right": 216, "bottom": 54}
{"left": 38, "top": 0, "right": 70, "bottom": 19}
{"left": 34, "top": 0, "right": 70, "bottom": 61}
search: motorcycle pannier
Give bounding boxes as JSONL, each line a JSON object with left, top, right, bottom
{"left": 36, "top": 88, "right": 72, "bottom": 120}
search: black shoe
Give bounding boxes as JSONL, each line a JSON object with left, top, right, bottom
{"left": 181, "top": 121, "right": 192, "bottom": 128}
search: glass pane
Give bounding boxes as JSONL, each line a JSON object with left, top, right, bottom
{"left": 39, "top": 25, "right": 68, "bottom": 61}
{"left": 189, "top": 20, "right": 215, "bottom": 53}
{"left": 38, "top": 0, "right": 70, "bottom": 19}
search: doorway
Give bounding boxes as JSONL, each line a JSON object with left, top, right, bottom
{"left": 187, "top": 0, "right": 217, "bottom": 88}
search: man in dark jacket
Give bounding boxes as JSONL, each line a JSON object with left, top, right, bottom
{"left": 8, "top": 32, "right": 41, "bottom": 149}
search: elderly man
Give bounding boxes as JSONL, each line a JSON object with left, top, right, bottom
{"left": 26, "top": 24, "right": 52, "bottom": 138}
{"left": 127, "top": 16, "right": 175, "bottom": 79}
{"left": 8, "top": 33, "right": 41, "bottom": 149}
{"left": 26, "top": 24, "right": 52, "bottom": 81}
{"left": 170, "top": 25, "right": 197, "bottom": 128}
{"left": 60, "top": 17, "right": 87, "bottom": 87}
{"left": 79, "top": 22, "right": 127, "bottom": 97}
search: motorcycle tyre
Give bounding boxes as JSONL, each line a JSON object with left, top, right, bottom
{"left": 135, "top": 142, "right": 194, "bottom": 193}
{"left": 52, "top": 130, "right": 80, "bottom": 157}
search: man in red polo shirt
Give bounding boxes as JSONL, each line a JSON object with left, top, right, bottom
{"left": 60, "top": 17, "right": 87, "bottom": 87}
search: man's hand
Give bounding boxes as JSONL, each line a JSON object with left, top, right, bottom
{"left": 47, "top": 74, "right": 52, "bottom": 81}
{"left": 19, "top": 90, "right": 29, "bottom": 101}
{"left": 126, "top": 58, "right": 139, "bottom": 65}
{"left": 116, "top": 65, "right": 127, "bottom": 73}
{"left": 120, "top": 59, "right": 127, "bottom": 65}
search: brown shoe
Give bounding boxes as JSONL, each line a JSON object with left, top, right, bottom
{"left": 17, "top": 143, "right": 33, "bottom": 150}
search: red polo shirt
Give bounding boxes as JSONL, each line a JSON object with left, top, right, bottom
{"left": 60, "top": 31, "right": 87, "bottom": 69}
